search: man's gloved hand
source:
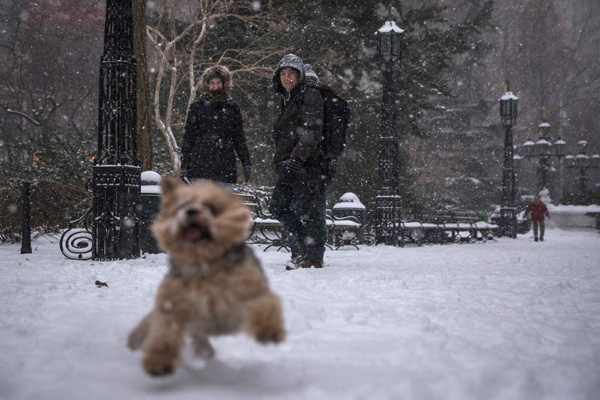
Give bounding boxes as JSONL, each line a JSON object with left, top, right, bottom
{"left": 324, "top": 158, "right": 337, "bottom": 185}
{"left": 276, "top": 161, "right": 286, "bottom": 178}
{"left": 180, "top": 169, "right": 189, "bottom": 182}
{"left": 243, "top": 165, "right": 252, "bottom": 183}
{"left": 285, "top": 157, "right": 305, "bottom": 176}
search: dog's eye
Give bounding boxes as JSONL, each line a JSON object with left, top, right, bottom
{"left": 205, "top": 204, "right": 216, "bottom": 214}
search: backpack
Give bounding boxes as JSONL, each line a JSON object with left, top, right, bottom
{"left": 303, "top": 82, "right": 350, "bottom": 159}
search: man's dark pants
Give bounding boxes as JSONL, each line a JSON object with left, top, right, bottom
{"left": 269, "top": 164, "right": 327, "bottom": 264}
{"left": 532, "top": 220, "right": 545, "bottom": 240}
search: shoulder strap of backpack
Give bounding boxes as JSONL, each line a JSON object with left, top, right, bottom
{"left": 300, "top": 83, "right": 330, "bottom": 98}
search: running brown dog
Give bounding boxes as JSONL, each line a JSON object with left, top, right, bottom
{"left": 127, "top": 178, "right": 285, "bottom": 376}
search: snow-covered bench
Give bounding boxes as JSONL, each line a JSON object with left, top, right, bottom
{"left": 327, "top": 214, "right": 363, "bottom": 250}
{"left": 236, "top": 193, "right": 289, "bottom": 252}
{"left": 239, "top": 192, "right": 367, "bottom": 251}
{"left": 395, "top": 210, "right": 497, "bottom": 246}
{"left": 430, "top": 210, "right": 497, "bottom": 243}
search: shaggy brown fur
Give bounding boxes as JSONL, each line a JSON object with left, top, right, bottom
{"left": 127, "top": 179, "right": 285, "bottom": 377}
{"left": 200, "top": 65, "right": 233, "bottom": 95}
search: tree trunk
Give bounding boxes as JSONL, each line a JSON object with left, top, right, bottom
{"left": 133, "top": 0, "right": 153, "bottom": 171}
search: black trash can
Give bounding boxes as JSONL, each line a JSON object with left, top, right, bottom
{"left": 332, "top": 192, "right": 366, "bottom": 245}
{"left": 139, "top": 171, "right": 162, "bottom": 254}
{"left": 332, "top": 192, "right": 366, "bottom": 223}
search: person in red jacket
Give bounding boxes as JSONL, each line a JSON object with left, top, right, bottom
{"left": 524, "top": 195, "right": 550, "bottom": 241}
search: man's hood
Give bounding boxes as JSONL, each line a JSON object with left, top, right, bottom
{"left": 272, "top": 54, "right": 306, "bottom": 96}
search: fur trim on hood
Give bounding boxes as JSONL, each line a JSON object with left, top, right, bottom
{"left": 200, "top": 65, "right": 233, "bottom": 95}
{"left": 272, "top": 54, "right": 306, "bottom": 96}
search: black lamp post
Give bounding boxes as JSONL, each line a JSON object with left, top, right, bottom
{"left": 512, "top": 151, "right": 523, "bottom": 207}
{"left": 499, "top": 81, "right": 518, "bottom": 238}
{"left": 534, "top": 121, "right": 552, "bottom": 192}
{"left": 553, "top": 135, "right": 567, "bottom": 198}
{"left": 374, "top": 19, "right": 404, "bottom": 245}
{"left": 91, "top": 0, "right": 141, "bottom": 260}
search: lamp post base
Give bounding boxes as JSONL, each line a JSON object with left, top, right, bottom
{"left": 498, "top": 207, "right": 517, "bottom": 239}
{"left": 375, "top": 194, "right": 402, "bottom": 245}
{"left": 92, "top": 165, "right": 141, "bottom": 260}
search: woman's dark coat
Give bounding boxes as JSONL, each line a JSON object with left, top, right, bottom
{"left": 181, "top": 66, "right": 251, "bottom": 183}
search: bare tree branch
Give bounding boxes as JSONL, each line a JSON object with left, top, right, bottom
{"left": 3, "top": 107, "right": 41, "bottom": 126}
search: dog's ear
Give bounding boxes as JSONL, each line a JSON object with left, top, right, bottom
{"left": 160, "top": 177, "right": 179, "bottom": 196}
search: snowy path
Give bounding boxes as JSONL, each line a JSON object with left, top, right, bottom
{"left": 1, "top": 229, "right": 599, "bottom": 400}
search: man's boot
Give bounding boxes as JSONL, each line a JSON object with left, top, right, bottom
{"left": 534, "top": 236, "right": 538, "bottom": 242}
{"left": 285, "top": 254, "right": 304, "bottom": 270}
{"left": 298, "top": 259, "right": 324, "bottom": 269}
{"left": 285, "top": 241, "right": 306, "bottom": 270}
{"left": 298, "top": 245, "right": 325, "bottom": 269}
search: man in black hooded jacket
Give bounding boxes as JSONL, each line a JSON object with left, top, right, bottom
{"left": 269, "top": 54, "right": 328, "bottom": 269}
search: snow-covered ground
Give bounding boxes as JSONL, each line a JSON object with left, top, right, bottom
{"left": 1, "top": 228, "right": 599, "bottom": 400}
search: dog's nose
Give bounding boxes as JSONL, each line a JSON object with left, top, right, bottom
{"left": 186, "top": 208, "right": 199, "bottom": 218}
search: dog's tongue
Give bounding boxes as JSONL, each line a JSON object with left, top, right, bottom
{"left": 183, "top": 226, "right": 203, "bottom": 241}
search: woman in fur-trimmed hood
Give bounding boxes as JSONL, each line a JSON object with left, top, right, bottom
{"left": 181, "top": 65, "right": 251, "bottom": 184}
{"left": 199, "top": 65, "right": 233, "bottom": 96}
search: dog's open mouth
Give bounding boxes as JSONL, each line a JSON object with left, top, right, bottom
{"left": 182, "top": 224, "right": 212, "bottom": 242}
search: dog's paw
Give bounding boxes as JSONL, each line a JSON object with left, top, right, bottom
{"left": 145, "top": 363, "right": 174, "bottom": 377}
{"left": 195, "top": 344, "right": 215, "bottom": 360}
{"left": 143, "top": 356, "right": 176, "bottom": 377}
{"left": 255, "top": 325, "right": 286, "bottom": 344}
{"left": 190, "top": 334, "right": 215, "bottom": 360}
{"left": 244, "top": 295, "right": 286, "bottom": 344}
{"left": 142, "top": 345, "right": 179, "bottom": 377}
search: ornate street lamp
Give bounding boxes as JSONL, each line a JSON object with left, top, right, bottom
{"left": 518, "top": 104, "right": 568, "bottom": 199}
{"left": 591, "top": 153, "right": 600, "bottom": 169}
{"left": 565, "top": 153, "right": 574, "bottom": 165}
{"left": 374, "top": 18, "right": 404, "bottom": 245}
{"left": 553, "top": 136, "right": 566, "bottom": 157}
{"left": 522, "top": 136, "right": 535, "bottom": 157}
{"left": 377, "top": 21, "right": 403, "bottom": 61}
{"left": 513, "top": 153, "right": 522, "bottom": 170}
{"left": 498, "top": 81, "right": 518, "bottom": 238}
{"left": 566, "top": 138, "right": 600, "bottom": 201}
